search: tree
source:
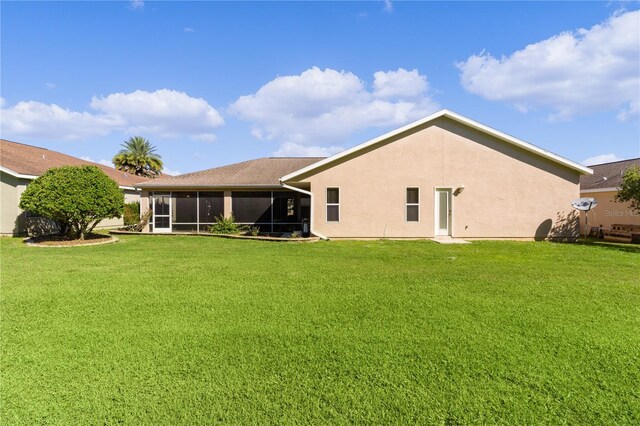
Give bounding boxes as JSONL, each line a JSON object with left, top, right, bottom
{"left": 615, "top": 166, "right": 640, "bottom": 214}
{"left": 19, "top": 166, "right": 124, "bottom": 240}
{"left": 113, "top": 136, "right": 163, "bottom": 177}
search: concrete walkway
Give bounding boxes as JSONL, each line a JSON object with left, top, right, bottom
{"left": 431, "top": 236, "right": 471, "bottom": 244}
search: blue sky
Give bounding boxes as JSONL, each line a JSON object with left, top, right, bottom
{"left": 1, "top": 1, "right": 639, "bottom": 175}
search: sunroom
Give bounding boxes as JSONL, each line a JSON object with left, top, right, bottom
{"left": 148, "top": 190, "right": 310, "bottom": 233}
{"left": 137, "top": 157, "right": 323, "bottom": 234}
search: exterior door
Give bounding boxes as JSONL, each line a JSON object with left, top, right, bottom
{"left": 152, "top": 192, "right": 171, "bottom": 233}
{"left": 435, "top": 189, "right": 452, "bottom": 236}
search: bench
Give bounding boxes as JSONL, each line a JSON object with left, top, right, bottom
{"left": 603, "top": 224, "right": 640, "bottom": 243}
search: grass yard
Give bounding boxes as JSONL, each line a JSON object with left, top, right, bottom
{"left": 1, "top": 236, "right": 638, "bottom": 424}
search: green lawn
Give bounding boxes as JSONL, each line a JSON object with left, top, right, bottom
{"left": 1, "top": 236, "right": 638, "bottom": 424}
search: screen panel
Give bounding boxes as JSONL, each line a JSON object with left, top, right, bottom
{"left": 232, "top": 191, "right": 272, "bottom": 223}
{"left": 172, "top": 192, "right": 197, "bottom": 223}
{"left": 199, "top": 191, "right": 224, "bottom": 223}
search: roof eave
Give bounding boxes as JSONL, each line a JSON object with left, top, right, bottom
{"left": 0, "top": 165, "right": 39, "bottom": 180}
{"left": 138, "top": 184, "right": 282, "bottom": 189}
{"left": 1, "top": 165, "right": 142, "bottom": 191}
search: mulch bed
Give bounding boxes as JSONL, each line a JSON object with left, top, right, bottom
{"left": 110, "top": 230, "right": 321, "bottom": 242}
{"left": 25, "top": 233, "right": 117, "bottom": 247}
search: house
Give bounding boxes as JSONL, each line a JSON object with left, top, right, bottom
{"left": 580, "top": 158, "right": 640, "bottom": 233}
{"left": 139, "top": 110, "right": 592, "bottom": 240}
{"left": 0, "top": 139, "right": 145, "bottom": 236}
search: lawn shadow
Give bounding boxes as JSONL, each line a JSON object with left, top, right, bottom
{"left": 555, "top": 237, "right": 640, "bottom": 254}
{"left": 575, "top": 239, "right": 640, "bottom": 254}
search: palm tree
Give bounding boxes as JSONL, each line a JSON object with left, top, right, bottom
{"left": 113, "top": 136, "right": 163, "bottom": 178}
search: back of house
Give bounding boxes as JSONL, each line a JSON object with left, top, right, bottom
{"left": 138, "top": 110, "right": 592, "bottom": 240}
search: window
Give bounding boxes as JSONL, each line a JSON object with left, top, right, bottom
{"left": 273, "top": 191, "right": 296, "bottom": 224}
{"left": 232, "top": 191, "right": 272, "bottom": 224}
{"left": 327, "top": 188, "right": 339, "bottom": 222}
{"left": 406, "top": 188, "right": 419, "bottom": 222}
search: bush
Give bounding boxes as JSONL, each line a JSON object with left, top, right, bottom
{"left": 247, "top": 226, "right": 261, "bottom": 236}
{"left": 123, "top": 202, "right": 140, "bottom": 226}
{"left": 207, "top": 213, "right": 246, "bottom": 234}
{"left": 19, "top": 166, "right": 124, "bottom": 240}
{"left": 615, "top": 166, "right": 640, "bottom": 214}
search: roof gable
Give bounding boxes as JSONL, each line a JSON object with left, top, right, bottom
{"left": 281, "top": 109, "right": 592, "bottom": 182}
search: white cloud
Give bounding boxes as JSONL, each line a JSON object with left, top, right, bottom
{"left": 582, "top": 153, "right": 622, "bottom": 166}
{"left": 1, "top": 101, "right": 123, "bottom": 139}
{"left": 273, "top": 142, "right": 345, "bottom": 157}
{"left": 161, "top": 168, "right": 181, "bottom": 176}
{"left": 130, "top": 1, "right": 144, "bottom": 10}
{"left": 617, "top": 99, "right": 639, "bottom": 122}
{"left": 0, "top": 89, "right": 224, "bottom": 141}
{"left": 45, "top": 82, "right": 55, "bottom": 89}
{"left": 457, "top": 10, "right": 640, "bottom": 121}
{"left": 191, "top": 133, "right": 216, "bottom": 143}
{"left": 184, "top": 27, "right": 195, "bottom": 33}
{"left": 90, "top": 89, "right": 223, "bottom": 139}
{"left": 383, "top": 0, "right": 393, "bottom": 12}
{"left": 0, "top": 97, "right": 6, "bottom": 108}
{"left": 80, "top": 156, "right": 114, "bottom": 168}
{"left": 230, "top": 66, "right": 439, "bottom": 154}
{"left": 373, "top": 68, "right": 428, "bottom": 99}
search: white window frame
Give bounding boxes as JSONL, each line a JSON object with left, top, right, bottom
{"left": 406, "top": 187, "right": 420, "bottom": 222}
{"left": 326, "top": 187, "right": 340, "bottom": 223}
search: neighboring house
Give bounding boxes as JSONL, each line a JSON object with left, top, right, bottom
{"left": 1, "top": 139, "right": 145, "bottom": 236}
{"left": 139, "top": 110, "right": 592, "bottom": 240}
{"left": 580, "top": 158, "right": 640, "bottom": 232}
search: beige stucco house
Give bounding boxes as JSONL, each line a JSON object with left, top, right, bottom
{"left": 139, "top": 110, "right": 592, "bottom": 240}
{"left": 1, "top": 139, "right": 144, "bottom": 236}
{"left": 580, "top": 158, "right": 640, "bottom": 232}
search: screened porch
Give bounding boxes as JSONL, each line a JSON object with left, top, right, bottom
{"left": 149, "top": 190, "right": 310, "bottom": 233}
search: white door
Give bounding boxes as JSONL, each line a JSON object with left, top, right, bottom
{"left": 152, "top": 193, "right": 171, "bottom": 233}
{"left": 435, "top": 189, "right": 452, "bottom": 236}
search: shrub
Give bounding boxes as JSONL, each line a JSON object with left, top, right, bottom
{"left": 123, "top": 202, "right": 140, "bottom": 226}
{"left": 615, "top": 166, "right": 640, "bottom": 214}
{"left": 207, "top": 213, "right": 246, "bottom": 234}
{"left": 19, "top": 166, "right": 124, "bottom": 240}
{"left": 247, "top": 226, "right": 261, "bottom": 236}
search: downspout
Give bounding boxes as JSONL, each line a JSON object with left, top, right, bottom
{"left": 280, "top": 181, "right": 329, "bottom": 240}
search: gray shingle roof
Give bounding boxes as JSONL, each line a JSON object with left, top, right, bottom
{"left": 580, "top": 158, "right": 640, "bottom": 190}
{"left": 139, "top": 157, "right": 325, "bottom": 188}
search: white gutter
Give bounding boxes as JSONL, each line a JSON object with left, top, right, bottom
{"left": 280, "top": 181, "right": 328, "bottom": 240}
{"left": 580, "top": 187, "right": 619, "bottom": 194}
{"left": 2, "top": 165, "right": 141, "bottom": 191}
{"left": 0, "top": 165, "right": 39, "bottom": 180}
